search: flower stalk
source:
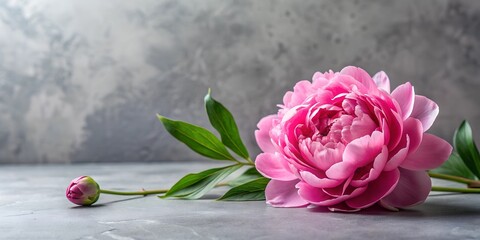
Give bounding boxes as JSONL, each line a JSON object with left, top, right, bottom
{"left": 100, "top": 189, "right": 168, "bottom": 196}
{"left": 428, "top": 172, "right": 479, "bottom": 186}
{"left": 96, "top": 184, "right": 233, "bottom": 197}
{"left": 431, "top": 186, "right": 480, "bottom": 193}
{"left": 429, "top": 172, "right": 480, "bottom": 194}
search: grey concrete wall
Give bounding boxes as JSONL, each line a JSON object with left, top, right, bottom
{"left": 0, "top": 0, "right": 479, "bottom": 163}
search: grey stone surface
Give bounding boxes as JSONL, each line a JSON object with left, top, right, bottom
{"left": 2, "top": 163, "right": 480, "bottom": 240}
{"left": 0, "top": 0, "right": 480, "bottom": 163}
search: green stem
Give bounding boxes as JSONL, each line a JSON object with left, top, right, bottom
{"left": 99, "top": 182, "right": 233, "bottom": 196}
{"left": 431, "top": 186, "right": 480, "bottom": 193}
{"left": 245, "top": 157, "right": 255, "bottom": 166}
{"left": 235, "top": 158, "right": 254, "bottom": 166}
{"left": 233, "top": 159, "right": 244, "bottom": 165}
{"left": 428, "top": 172, "right": 477, "bottom": 185}
{"left": 100, "top": 189, "right": 168, "bottom": 196}
{"left": 215, "top": 182, "right": 230, "bottom": 188}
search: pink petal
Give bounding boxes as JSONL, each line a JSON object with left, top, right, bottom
{"left": 382, "top": 168, "right": 431, "bottom": 208}
{"left": 312, "top": 72, "right": 331, "bottom": 87}
{"left": 344, "top": 112, "right": 377, "bottom": 142}
{"left": 403, "top": 117, "right": 423, "bottom": 154}
{"left": 300, "top": 170, "right": 342, "bottom": 188}
{"left": 372, "top": 71, "right": 390, "bottom": 93}
{"left": 384, "top": 136, "right": 409, "bottom": 171}
{"left": 68, "top": 185, "right": 82, "bottom": 196}
{"left": 293, "top": 80, "right": 312, "bottom": 95}
{"left": 344, "top": 131, "right": 384, "bottom": 166}
{"left": 255, "top": 153, "right": 297, "bottom": 181}
{"left": 340, "top": 66, "right": 377, "bottom": 91}
{"left": 351, "top": 146, "right": 389, "bottom": 187}
{"left": 312, "top": 144, "right": 344, "bottom": 171}
{"left": 386, "top": 111, "right": 404, "bottom": 150}
{"left": 255, "top": 115, "right": 277, "bottom": 153}
{"left": 297, "top": 181, "right": 365, "bottom": 206}
{"left": 346, "top": 169, "right": 400, "bottom": 209}
{"left": 386, "top": 117, "right": 423, "bottom": 171}
{"left": 326, "top": 131, "right": 384, "bottom": 179}
{"left": 78, "top": 182, "right": 97, "bottom": 196}
{"left": 401, "top": 133, "right": 453, "bottom": 170}
{"left": 283, "top": 80, "right": 312, "bottom": 107}
{"left": 391, "top": 82, "right": 415, "bottom": 120}
{"left": 282, "top": 92, "right": 293, "bottom": 107}
{"left": 296, "top": 181, "right": 335, "bottom": 205}
{"left": 410, "top": 95, "right": 439, "bottom": 131}
{"left": 265, "top": 180, "right": 309, "bottom": 208}
{"left": 325, "top": 162, "right": 357, "bottom": 180}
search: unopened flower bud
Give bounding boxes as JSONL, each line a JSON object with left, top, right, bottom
{"left": 66, "top": 176, "right": 100, "bottom": 206}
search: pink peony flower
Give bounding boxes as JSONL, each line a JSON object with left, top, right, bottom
{"left": 255, "top": 66, "right": 452, "bottom": 212}
{"left": 66, "top": 176, "right": 100, "bottom": 206}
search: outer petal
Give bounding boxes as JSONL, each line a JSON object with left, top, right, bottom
{"left": 340, "top": 66, "right": 377, "bottom": 91}
{"left": 391, "top": 82, "right": 415, "bottom": 120}
{"left": 384, "top": 136, "right": 409, "bottom": 171}
{"left": 325, "top": 161, "right": 357, "bottom": 180}
{"left": 297, "top": 181, "right": 366, "bottom": 206}
{"left": 265, "top": 180, "right": 309, "bottom": 208}
{"left": 300, "top": 170, "right": 342, "bottom": 188}
{"left": 386, "top": 117, "right": 423, "bottom": 171}
{"left": 78, "top": 181, "right": 98, "bottom": 196}
{"left": 346, "top": 169, "right": 400, "bottom": 209}
{"left": 296, "top": 181, "right": 335, "bottom": 205}
{"left": 402, "top": 117, "right": 423, "bottom": 154}
{"left": 372, "top": 71, "right": 390, "bottom": 93}
{"left": 255, "top": 115, "right": 277, "bottom": 153}
{"left": 382, "top": 168, "right": 431, "bottom": 208}
{"left": 255, "top": 153, "right": 297, "bottom": 181}
{"left": 283, "top": 80, "right": 312, "bottom": 108}
{"left": 410, "top": 95, "right": 439, "bottom": 131}
{"left": 312, "top": 71, "right": 331, "bottom": 87}
{"left": 385, "top": 110, "right": 404, "bottom": 150}
{"left": 401, "top": 133, "right": 453, "bottom": 170}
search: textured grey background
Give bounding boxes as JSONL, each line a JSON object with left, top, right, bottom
{"left": 0, "top": 0, "right": 479, "bottom": 163}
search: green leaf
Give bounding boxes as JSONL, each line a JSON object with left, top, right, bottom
{"left": 454, "top": 120, "right": 480, "bottom": 178}
{"left": 157, "top": 114, "right": 235, "bottom": 161}
{"left": 204, "top": 89, "right": 250, "bottom": 160}
{"left": 162, "top": 165, "right": 242, "bottom": 199}
{"left": 218, "top": 177, "right": 269, "bottom": 201}
{"left": 227, "top": 167, "right": 264, "bottom": 187}
{"left": 430, "top": 152, "right": 477, "bottom": 180}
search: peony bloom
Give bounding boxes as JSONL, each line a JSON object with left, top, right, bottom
{"left": 255, "top": 66, "right": 452, "bottom": 212}
{"left": 66, "top": 176, "right": 100, "bottom": 206}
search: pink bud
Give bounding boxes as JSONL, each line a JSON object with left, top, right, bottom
{"left": 66, "top": 176, "right": 100, "bottom": 206}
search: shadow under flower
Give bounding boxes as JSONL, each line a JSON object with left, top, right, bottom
{"left": 308, "top": 196, "right": 480, "bottom": 217}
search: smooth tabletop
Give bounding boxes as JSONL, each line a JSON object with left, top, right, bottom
{"left": 2, "top": 163, "right": 480, "bottom": 240}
